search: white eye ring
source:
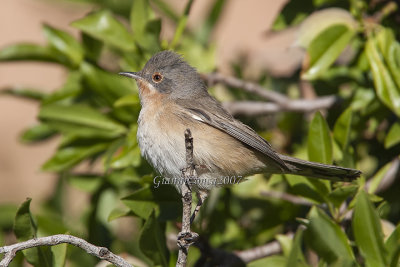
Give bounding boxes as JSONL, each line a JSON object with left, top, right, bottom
{"left": 152, "top": 72, "right": 163, "bottom": 83}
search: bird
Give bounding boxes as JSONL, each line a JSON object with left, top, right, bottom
{"left": 119, "top": 50, "right": 361, "bottom": 220}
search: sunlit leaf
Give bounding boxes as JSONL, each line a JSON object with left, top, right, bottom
{"left": 13, "top": 199, "right": 53, "bottom": 267}
{"left": 138, "top": 210, "right": 169, "bottom": 266}
{"left": 71, "top": 10, "right": 135, "bottom": 51}
{"left": 297, "top": 8, "right": 356, "bottom": 48}
{"left": 42, "top": 143, "right": 109, "bottom": 172}
{"left": 366, "top": 31, "right": 400, "bottom": 117}
{"left": 304, "top": 207, "right": 354, "bottom": 264}
{"left": 39, "top": 104, "right": 127, "bottom": 138}
{"left": 302, "top": 24, "right": 355, "bottom": 80}
{"left": 20, "top": 124, "right": 57, "bottom": 143}
{"left": 1, "top": 87, "right": 46, "bottom": 101}
{"left": 385, "top": 122, "right": 400, "bottom": 148}
{"left": 308, "top": 112, "right": 333, "bottom": 164}
{"left": 385, "top": 224, "right": 400, "bottom": 267}
{"left": 43, "top": 24, "right": 84, "bottom": 67}
{"left": 353, "top": 191, "right": 387, "bottom": 267}
{"left": 0, "top": 43, "right": 68, "bottom": 64}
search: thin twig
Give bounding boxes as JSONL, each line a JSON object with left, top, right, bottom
{"left": 0, "top": 234, "right": 132, "bottom": 267}
{"left": 235, "top": 232, "right": 294, "bottom": 263}
{"left": 260, "top": 190, "right": 314, "bottom": 206}
{"left": 176, "top": 129, "right": 198, "bottom": 267}
{"left": 223, "top": 97, "right": 336, "bottom": 116}
{"left": 201, "top": 72, "right": 288, "bottom": 104}
{"left": 201, "top": 73, "right": 338, "bottom": 114}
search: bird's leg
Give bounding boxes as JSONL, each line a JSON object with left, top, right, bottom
{"left": 190, "top": 190, "right": 208, "bottom": 224}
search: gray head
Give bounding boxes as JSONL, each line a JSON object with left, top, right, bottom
{"left": 119, "top": 51, "right": 207, "bottom": 100}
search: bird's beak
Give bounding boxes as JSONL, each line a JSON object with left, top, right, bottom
{"left": 118, "top": 72, "right": 142, "bottom": 80}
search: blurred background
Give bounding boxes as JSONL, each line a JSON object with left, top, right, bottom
{"left": 0, "top": 0, "right": 300, "bottom": 204}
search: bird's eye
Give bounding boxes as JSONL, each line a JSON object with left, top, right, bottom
{"left": 152, "top": 72, "right": 163, "bottom": 83}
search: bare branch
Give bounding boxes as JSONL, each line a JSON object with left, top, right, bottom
{"left": 201, "top": 73, "right": 338, "bottom": 115}
{"left": 235, "top": 232, "right": 294, "bottom": 263}
{"left": 260, "top": 190, "right": 314, "bottom": 206}
{"left": 201, "top": 72, "right": 289, "bottom": 104}
{"left": 176, "top": 129, "right": 198, "bottom": 267}
{"left": 223, "top": 97, "right": 336, "bottom": 116}
{"left": 0, "top": 234, "right": 132, "bottom": 267}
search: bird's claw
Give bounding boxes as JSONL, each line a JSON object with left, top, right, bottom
{"left": 177, "top": 231, "right": 199, "bottom": 248}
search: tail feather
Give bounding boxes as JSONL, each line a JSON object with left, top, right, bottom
{"left": 279, "top": 155, "right": 361, "bottom": 182}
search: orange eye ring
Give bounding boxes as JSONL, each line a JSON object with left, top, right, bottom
{"left": 152, "top": 72, "right": 163, "bottom": 83}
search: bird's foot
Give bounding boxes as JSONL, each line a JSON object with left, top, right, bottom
{"left": 177, "top": 231, "right": 199, "bottom": 248}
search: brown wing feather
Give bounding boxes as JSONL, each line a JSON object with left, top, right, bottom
{"left": 175, "top": 97, "right": 290, "bottom": 172}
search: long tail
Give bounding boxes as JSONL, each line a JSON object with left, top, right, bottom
{"left": 279, "top": 155, "right": 361, "bottom": 182}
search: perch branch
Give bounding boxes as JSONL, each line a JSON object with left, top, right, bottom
{"left": 0, "top": 234, "right": 132, "bottom": 267}
{"left": 260, "top": 190, "right": 314, "bottom": 206}
{"left": 235, "top": 232, "right": 294, "bottom": 263}
{"left": 201, "top": 73, "right": 338, "bottom": 115}
{"left": 223, "top": 97, "right": 336, "bottom": 116}
{"left": 176, "top": 129, "right": 198, "bottom": 267}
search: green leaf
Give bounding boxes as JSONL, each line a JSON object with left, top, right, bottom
{"left": 0, "top": 43, "right": 67, "bottom": 64}
{"left": 107, "top": 207, "right": 132, "bottom": 222}
{"left": 385, "top": 224, "right": 400, "bottom": 267}
{"left": 114, "top": 94, "right": 140, "bottom": 107}
{"left": 353, "top": 191, "right": 387, "bottom": 267}
{"left": 67, "top": 174, "right": 103, "bottom": 193}
{"left": 130, "top": 0, "right": 153, "bottom": 41}
{"left": 71, "top": 10, "right": 135, "bottom": 51}
{"left": 42, "top": 71, "right": 82, "bottom": 105}
{"left": 122, "top": 185, "right": 181, "bottom": 221}
{"left": 195, "top": 0, "right": 226, "bottom": 46}
{"left": 308, "top": 112, "right": 333, "bottom": 164}
{"left": 1, "top": 88, "right": 47, "bottom": 101}
{"left": 20, "top": 124, "right": 57, "bottom": 143}
{"left": 42, "top": 143, "right": 109, "bottom": 172}
{"left": 0, "top": 204, "right": 18, "bottom": 229}
{"left": 304, "top": 207, "right": 354, "bottom": 264}
{"left": 297, "top": 8, "right": 356, "bottom": 48}
{"left": 333, "top": 108, "right": 356, "bottom": 168}
{"left": 248, "top": 255, "right": 287, "bottom": 267}
{"left": 110, "top": 145, "right": 141, "bottom": 169}
{"left": 43, "top": 24, "right": 84, "bottom": 67}
{"left": 138, "top": 210, "right": 169, "bottom": 266}
{"left": 366, "top": 33, "right": 400, "bottom": 117}
{"left": 286, "top": 227, "right": 306, "bottom": 267}
{"left": 122, "top": 186, "right": 156, "bottom": 219}
{"left": 302, "top": 24, "right": 355, "bottom": 80}
{"left": 333, "top": 108, "right": 353, "bottom": 149}
{"left": 39, "top": 104, "right": 126, "bottom": 138}
{"left": 80, "top": 62, "right": 134, "bottom": 106}
{"left": 13, "top": 199, "right": 53, "bottom": 267}
{"left": 367, "top": 161, "right": 395, "bottom": 194}
{"left": 385, "top": 122, "right": 400, "bottom": 148}
{"left": 51, "top": 243, "right": 67, "bottom": 267}
{"left": 307, "top": 112, "right": 332, "bottom": 194}
{"left": 14, "top": 199, "right": 36, "bottom": 241}
{"left": 328, "top": 184, "right": 358, "bottom": 208}
{"left": 150, "top": 0, "right": 179, "bottom": 22}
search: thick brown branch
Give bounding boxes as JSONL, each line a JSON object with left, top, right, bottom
{"left": 0, "top": 234, "right": 132, "bottom": 267}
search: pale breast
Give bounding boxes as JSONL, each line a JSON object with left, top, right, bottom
{"left": 137, "top": 102, "right": 269, "bottom": 191}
